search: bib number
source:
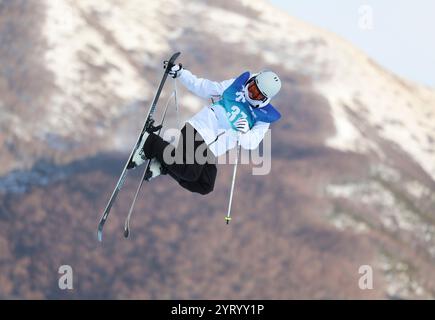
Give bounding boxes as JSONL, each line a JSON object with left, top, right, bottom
{"left": 227, "top": 105, "right": 247, "bottom": 122}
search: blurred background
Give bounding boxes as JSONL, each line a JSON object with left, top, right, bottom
{"left": 0, "top": 0, "right": 434, "bottom": 299}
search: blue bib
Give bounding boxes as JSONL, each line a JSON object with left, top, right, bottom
{"left": 214, "top": 72, "right": 281, "bottom": 130}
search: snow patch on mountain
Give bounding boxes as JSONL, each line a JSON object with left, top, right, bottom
{"left": 79, "top": 0, "right": 175, "bottom": 54}
{"left": 181, "top": 94, "right": 203, "bottom": 113}
{"left": 404, "top": 180, "right": 431, "bottom": 199}
{"left": 234, "top": 1, "right": 435, "bottom": 181}
{"left": 16, "top": 0, "right": 435, "bottom": 182}
{"left": 326, "top": 180, "right": 435, "bottom": 257}
{"left": 42, "top": 0, "right": 162, "bottom": 141}
{"left": 319, "top": 67, "right": 435, "bottom": 181}
{"left": 42, "top": 0, "right": 435, "bottom": 179}
{"left": 381, "top": 254, "right": 428, "bottom": 298}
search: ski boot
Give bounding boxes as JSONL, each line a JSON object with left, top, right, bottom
{"left": 144, "top": 158, "right": 168, "bottom": 181}
{"left": 127, "top": 119, "right": 162, "bottom": 169}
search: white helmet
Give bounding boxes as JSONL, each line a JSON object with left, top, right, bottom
{"left": 244, "top": 71, "right": 281, "bottom": 108}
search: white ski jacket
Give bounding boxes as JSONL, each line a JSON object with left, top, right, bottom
{"left": 178, "top": 69, "right": 270, "bottom": 157}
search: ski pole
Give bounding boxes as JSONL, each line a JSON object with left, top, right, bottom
{"left": 225, "top": 133, "right": 241, "bottom": 224}
{"left": 174, "top": 78, "right": 181, "bottom": 130}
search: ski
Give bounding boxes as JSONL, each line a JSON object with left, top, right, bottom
{"left": 97, "top": 51, "right": 181, "bottom": 242}
{"left": 124, "top": 89, "right": 174, "bottom": 238}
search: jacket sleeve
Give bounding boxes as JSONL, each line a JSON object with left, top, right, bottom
{"left": 238, "top": 121, "right": 270, "bottom": 150}
{"left": 178, "top": 69, "right": 235, "bottom": 99}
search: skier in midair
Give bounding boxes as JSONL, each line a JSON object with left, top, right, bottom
{"left": 128, "top": 63, "right": 282, "bottom": 195}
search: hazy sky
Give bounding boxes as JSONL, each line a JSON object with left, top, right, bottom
{"left": 269, "top": 0, "right": 435, "bottom": 88}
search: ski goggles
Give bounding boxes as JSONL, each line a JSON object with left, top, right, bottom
{"left": 247, "top": 78, "right": 267, "bottom": 103}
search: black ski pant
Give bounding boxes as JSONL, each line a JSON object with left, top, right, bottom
{"left": 143, "top": 123, "right": 217, "bottom": 195}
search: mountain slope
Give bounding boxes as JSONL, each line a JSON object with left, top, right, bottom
{"left": 0, "top": 0, "right": 434, "bottom": 299}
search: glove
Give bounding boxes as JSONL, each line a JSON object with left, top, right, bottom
{"left": 234, "top": 118, "right": 250, "bottom": 133}
{"left": 167, "top": 63, "right": 183, "bottom": 78}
